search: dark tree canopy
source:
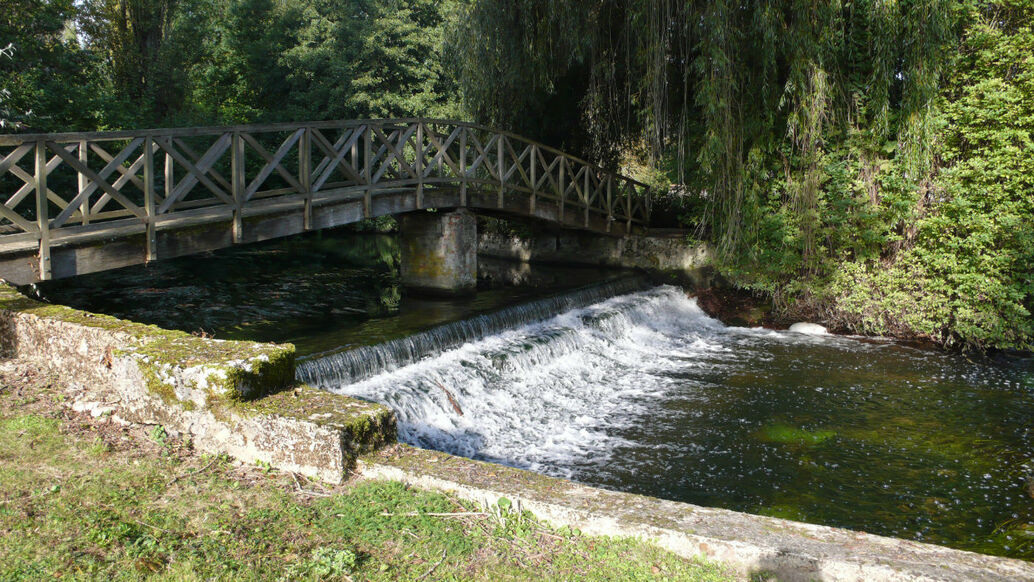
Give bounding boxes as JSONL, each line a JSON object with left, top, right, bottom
{"left": 0, "top": 0, "right": 1031, "bottom": 350}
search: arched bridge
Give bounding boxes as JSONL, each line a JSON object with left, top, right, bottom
{"left": 0, "top": 119, "right": 653, "bottom": 287}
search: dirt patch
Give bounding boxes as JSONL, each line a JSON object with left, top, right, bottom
{"left": 690, "top": 287, "right": 792, "bottom": 329}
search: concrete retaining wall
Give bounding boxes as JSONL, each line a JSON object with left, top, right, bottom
{"left": 478, "top": 230, "right": 712, "bottom": 283}
{"left": 0, "top": 283, "right": 394, "bottom": 483}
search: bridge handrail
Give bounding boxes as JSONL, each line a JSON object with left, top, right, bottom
{"left": 0, "top": 119, "right": 653, "bottom": 280}
{"left": 0, "top": 118, "right": 652, "bottom": 190}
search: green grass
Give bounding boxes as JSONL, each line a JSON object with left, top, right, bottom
{"left": 0, "top": 378, "right": 733, "bottom": 581}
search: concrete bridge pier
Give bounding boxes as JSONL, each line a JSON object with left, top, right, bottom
{"left": 399, "top": 209, "right": 477, "bottom": 296}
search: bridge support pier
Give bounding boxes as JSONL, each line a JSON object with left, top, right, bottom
{"left": 399, "top": 209, "right": 477, "bottom": 296}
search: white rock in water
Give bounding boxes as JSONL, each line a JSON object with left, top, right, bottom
{"left": 789, "top": 322, "right": 828, "bottom": 335}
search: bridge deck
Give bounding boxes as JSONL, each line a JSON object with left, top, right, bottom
{"left": 0, "top": 119, "right": 652, "bottom": 284}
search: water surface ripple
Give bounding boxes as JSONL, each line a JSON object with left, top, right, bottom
{"left": 317, "top": 285, "right": 1034, "bottom": 560}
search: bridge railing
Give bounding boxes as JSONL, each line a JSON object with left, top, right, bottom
{"left": 0, "top": 119, "right": 652, "bottom": 279}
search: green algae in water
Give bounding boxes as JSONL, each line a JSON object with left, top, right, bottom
{"left": 34, "top": 229, "right": 627, "bottom": 357}
{"left": 757, "top": 423, "right": 836, "bottom": 446}
{"left": 322, "top": 286, "right": 1034, "bottom": 562}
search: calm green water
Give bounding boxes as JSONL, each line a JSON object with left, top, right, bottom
{"left": 311, "top": 286, "right": 1034, "bottom": 561}
{"left": 601, "top": 326, "right": 1034, "bottom": 560}
{"left": 35, "top": 229, "right": 624, "bottom": 356}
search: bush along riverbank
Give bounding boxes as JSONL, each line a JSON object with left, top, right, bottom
{"left": 698, "top": 3, "right": 1034, "bottom": 353}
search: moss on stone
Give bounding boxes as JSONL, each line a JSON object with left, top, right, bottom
{"left": 137, "top": 362, "right": 179, "bottom": 406}
{"left": 238, "top": 384, "right": 395, "bottom": 445}
{"left": 1, "top": 282, "right": 405, "bottom": 483}
{"left": 2, "top": 282, "right": 295, "bottom": 405}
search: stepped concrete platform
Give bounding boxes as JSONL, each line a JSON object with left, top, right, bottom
{"left": 0, "top": 283, "right": 393, "bottom": 482}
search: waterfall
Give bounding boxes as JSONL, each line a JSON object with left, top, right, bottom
{"left": 296, "top": 276, "right": 650, "bottom": 387}
{"left": 303, "top": 284, "right": 727, "bottom": 478}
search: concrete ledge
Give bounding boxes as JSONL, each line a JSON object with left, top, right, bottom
{"left": 0, "top": 283, "right": 394, "bottom": 483}
{"left": 478, "top": 231, "right": 712, "bottom": 283}
{"left": 359, "top": 445, "right": 1034, "bottom": 582}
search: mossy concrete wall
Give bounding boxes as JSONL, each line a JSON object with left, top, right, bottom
{"left": 478, "top": 230, "right": 712, "bottom": 285}
{"left": 0, "top": 283, "right": 394, "bottom": 483}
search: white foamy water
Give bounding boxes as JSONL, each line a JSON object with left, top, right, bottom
{"left": 310, "top": 285, "right": 727, "bottom": 478}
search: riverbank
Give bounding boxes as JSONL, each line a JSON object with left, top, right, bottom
{"left": 0, "top": 359, "right": 732, "bottom": 581}
{"left": 690, "top": 286, "right": 792, "bottom": 330}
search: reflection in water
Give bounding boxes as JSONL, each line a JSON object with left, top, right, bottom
{"left": 316, "top": 286, "right": 1034, "bottom": 561}
{"left": 35, "top": 229, "right": 626, "bottom": 356}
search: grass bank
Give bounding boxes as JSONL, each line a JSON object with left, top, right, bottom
{"left": 0, "top": 362, "right": 733, "bottom": 581}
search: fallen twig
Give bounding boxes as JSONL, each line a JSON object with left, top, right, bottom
{"left": 165, "top": 457, "right": 219, "bottom": 489}
{"left": 433, "top": 380, "right": 464, "bottom": 416}
{"left": 416, "top": 548, "right": 447, "bottom": 581}
{"left": 380, "top": 511, "right": 487, "bottom": 518}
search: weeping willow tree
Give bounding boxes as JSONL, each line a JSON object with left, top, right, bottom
{"left": 449, "top": 1, "right": 1034, "bottom": 351}
{"left": 448, "top": 0, "right": 954, "bottom": 256}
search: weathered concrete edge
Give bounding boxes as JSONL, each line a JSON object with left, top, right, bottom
{"left": 359, "top": 445, "right": 1034, "bottom": 582}
{"left": 0, "top": 283, "right": 394, "bottom": 483}
{"left": 477, "top": 230, "right": 712, "bottom": 279}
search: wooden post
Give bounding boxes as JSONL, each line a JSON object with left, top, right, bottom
{"left": 606, "top": 176, "right": 613, "bottom": 233}
{"left": 558, "top": 157, "right": 565, "bottom": 223}
{"left": 530, "top": 145, "right": 537, "bottom": 215}
{"left": 583, "top": 167, "right": 590, "bottom": 228}
{"left": 645, "top": 186, "right": 652, "bottom": 224}
{"left": 416, "top": 123, "right": 424, "bottom": 209}
{"left": 78, "top": 140, "right": 90, "bottom": 225}
{"left": 363, "top": 125, "right": 372, "bottom": 218}
{"left": 350, "top": 131, "right": 358, "bottom": 185}
{"left": 497, "top": 135, "right": 505, "bottom": 209}
{"left": 459, "top": 127, "right": 467, "bottom": 207}
{"left": 143, "top": 136, "right": 157, "bottom": 261}
{"left": 35, "top": 140, "right": 50, "bottom": 280}
{"left": 232, "top": 132, "right": 244, "bottom": 243}
{"left": 300, "top": 127, "right": 312, "bottom": 230}
{"left": 164, "top": 150, "right": 174, "bottom": 208}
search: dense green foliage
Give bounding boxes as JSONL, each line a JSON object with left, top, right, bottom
{"left": 1, "top": 0, "right": 459, "bottom": 130}
{"left": 1, "top": 0, "right": 1031, "bottom": 350}
{"left": 825, "top": 2, "right": 1034, "bottom": 349}
{"left": 452, "top": 0, "right": 1034, "bottom": 351}
{"left": 0, "top": 0, "right": 105, "bottom": 131}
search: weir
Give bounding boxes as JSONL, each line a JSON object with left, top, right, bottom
{"left": 301, "top": 281, "right": 1034, "bottom": 563}
{"left": 297, "top": 275, "right": 649, "bottom": 387}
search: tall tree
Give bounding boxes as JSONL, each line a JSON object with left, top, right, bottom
{"left": 450, "top": 0, "right": 954, "bottom": 252}
{"left": 0, "top": 0, "right": 101, "bottom": 132}
{"left": 78, "top": 0, "right": 184, "bottom": 124}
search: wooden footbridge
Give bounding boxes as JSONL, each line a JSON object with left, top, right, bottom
{"left": 0, "top": 119, "right": 652, "bottom": 285}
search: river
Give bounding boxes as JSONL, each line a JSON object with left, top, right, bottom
{"left": 38, "top": 229, "right": 1034, "bottom": 561}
